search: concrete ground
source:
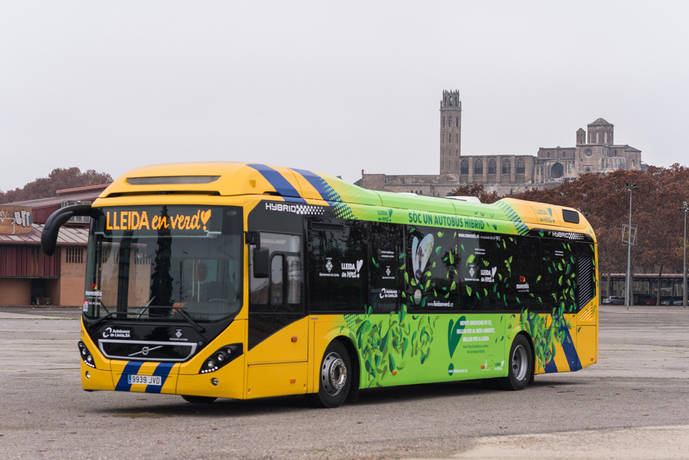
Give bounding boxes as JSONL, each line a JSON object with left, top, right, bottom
{"left": 1, "top": 305, "right": 688, "bottom": 459}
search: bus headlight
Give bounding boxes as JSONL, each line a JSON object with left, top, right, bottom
{"left": 78, "top": 341, "right": 96, "bottom": 368}
{"left": 199, "top": 344, "right": 242, "bottom": 374}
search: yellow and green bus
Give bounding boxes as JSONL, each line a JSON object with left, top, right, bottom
{"left": 42, "top": 162, "right": 598, "bottom": 407}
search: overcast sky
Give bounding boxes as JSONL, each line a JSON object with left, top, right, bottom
{"left": 1, "top": 1, "right": 688, "bottom": 191}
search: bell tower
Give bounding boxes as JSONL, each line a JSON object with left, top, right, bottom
{"left": 587, "top": 118, "right": 614, "bottom": 145}
{"left": 440, "top": 90, "right": 461, "bottom": 174}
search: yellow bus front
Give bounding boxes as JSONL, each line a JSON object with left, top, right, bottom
{"left": 77, "top": 199, "right": 253, "bottom": 400}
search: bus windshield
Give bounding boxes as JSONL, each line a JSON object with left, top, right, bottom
{"left": 84, "top": 205, "right": 243, "bottom": 322}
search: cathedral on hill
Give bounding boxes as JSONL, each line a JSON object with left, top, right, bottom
{"left": 357, "top": 90, "right": 643, "bottom": 196}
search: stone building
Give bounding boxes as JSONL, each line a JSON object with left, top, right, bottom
{"left": 358, "top": 91, "right": 643, "bottom": 196}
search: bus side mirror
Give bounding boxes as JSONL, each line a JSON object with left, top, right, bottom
{"left": 41, "top": 204, "right": 95, "bottom": 256}
{"left": 253, "top": 248, "right": 270, "bottom": 278}
{"left": 245, "top": 231, "right": 260, "bottom": 246}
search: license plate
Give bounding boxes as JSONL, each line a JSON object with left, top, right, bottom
{"left": 127, "top": 374, "right": 162, "bottom": 386}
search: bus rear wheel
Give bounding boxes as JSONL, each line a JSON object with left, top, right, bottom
{"left": 501, "top": 334, "right": 533, "bottom": 390}
{"left": 181, "top": 395, "right": 217, "bottom": 404}
{"left": 316, "top": 341, "right": 352, "bottom": 408}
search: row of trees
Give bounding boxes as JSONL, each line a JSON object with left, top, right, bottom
{"left": 452, "top": 164, "right": 689, "bottom": 274}
{"left": 0, "top": 168, "right": 112, "bottom": 203}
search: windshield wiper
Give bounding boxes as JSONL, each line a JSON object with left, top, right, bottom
{"left": 174, "top": 308, "right": 205, "bottom": 333}
{"left": 98, "top": 300, "right": 111, "bottom": 316}
{"left": 89, "top": 297, "right": 204, "bottom": 334}
{"left": 91, "top": 309, "right": 118, "bottom": 329}
{"left": 135, "top": 296, "right": 157, "bottom": 319}
{"left": 87, "top": 299, "right": 117, "bottom": 329}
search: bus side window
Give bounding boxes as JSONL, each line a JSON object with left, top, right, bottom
{"left": 458, "top": 233, "right": 544, "bottom": 312}
{"left": 457, "top": 232, "right": 501, "bottom": 311}
{"left": 249, "top": 245, "right": 268, "bottom": 305}
{"left": 270, "top": 254, "right": 284, "bottom": 305}
{"left": 540, "top": 238, "right": 577, "bottom": 313}
{"left": 575, "top": 242, "right": 596, "bottom": 311}
{"left": 249, "top": 233, "right": 302, "bottom": 312}
{"left": 369, "top": 223, "right": 403, "bottom": 313}
{"left": 285, "top": 254, "right": 301, "bottom": 305}
{"left": 404, "top": 225, "right": 459, "bottom": 312}
{"left": 307, "top": 218, "right": 367, "bottom": 313}
{"left": 504, "top": 236, "right": 541, "bottom": 311}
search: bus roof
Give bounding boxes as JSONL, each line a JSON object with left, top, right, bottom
{"left": 98, "top": 162, "right": 593, "bottom": 235}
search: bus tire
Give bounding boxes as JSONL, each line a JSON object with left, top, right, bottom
{"left": 501, "top": 334, "right": 533, "bottom": 391}
{"left": 316, "top": 340, "right": 352, "bottom": 408}
{"left": 181, "top": 395, "right": 217, "bottom": 404}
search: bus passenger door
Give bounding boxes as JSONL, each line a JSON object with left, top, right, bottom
{"left": 245, "top": 233, "right": 308, "bottom": 398}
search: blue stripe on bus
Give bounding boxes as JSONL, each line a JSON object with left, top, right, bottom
{"left": 292, "top": 168, "right": 354, "bottom": 219}
{"left": 247, "top": 164, "right": 307, "bottom": 204}
{"left": 145, "top": 362, "right": 175, "bottom": 393}
{"left": 544, "top": 359, "right": 558, "bottom": 373}
{"left": 560, "top": 327, "right": 582, "bottom": 371}
{"left": 115, "top": 361, "right": 144, "bottom": 391}
{"left": 292, "top": 168, "right": 340, "bottom": 202}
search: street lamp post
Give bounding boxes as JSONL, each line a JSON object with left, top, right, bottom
{"left": 625, "top": 184, "right": 637, "bottom": 311}
{"left": 682, "top": 201, "right": 688, "bottom": 309}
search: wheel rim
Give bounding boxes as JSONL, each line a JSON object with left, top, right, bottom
{"left": 321, "top": 352, "right": 347, "bottom": 396}
{"left": 511, "top": 344, "right": 528, "bottom": 382}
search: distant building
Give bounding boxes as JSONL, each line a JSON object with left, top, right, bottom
{"left": 0, "top": 184, "right": 109, "bottom": 306}
{"left": 358, "top": 90, "right": 643, "bottom": 196}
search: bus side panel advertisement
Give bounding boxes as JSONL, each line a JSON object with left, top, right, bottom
{"left": 327, "top": 308, "right": 587, "bottom": 390}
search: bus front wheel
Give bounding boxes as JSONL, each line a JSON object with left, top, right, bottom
{"left": 501, "top": 334, "right": 533, "bottom": 390}
{"left": 316, "top": 341, "right": 352, "bottom": 408}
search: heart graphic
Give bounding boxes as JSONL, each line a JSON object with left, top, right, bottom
{"left": 200, "top": 209, "right": 212, "bottom": 226}
{"left": 447, "top": 315, "right": 465, "bottom": 358}
{"left": 411, "top": 233, "right": 434, "bottom": 281}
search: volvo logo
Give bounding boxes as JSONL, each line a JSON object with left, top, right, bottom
{"left": 128, "top": 345, "right": 163, "bottom": 358}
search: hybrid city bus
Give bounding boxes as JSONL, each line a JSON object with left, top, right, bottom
{"left": 41, "top": 162, "right": 598, "bottom": 407}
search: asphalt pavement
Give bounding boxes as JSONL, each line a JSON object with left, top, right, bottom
{"left": 1, "top": 305, "right": 689, "bottom": 459}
